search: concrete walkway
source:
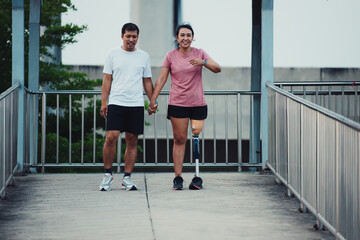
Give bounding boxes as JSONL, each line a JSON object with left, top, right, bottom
{"left": 0, "top": 173, "right": 334, "bottom": 240}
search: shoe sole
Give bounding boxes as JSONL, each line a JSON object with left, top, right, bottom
{"left": 189, "top": 183, "right": 202, "bottom": 190}
{"left": 122, "top": 185, "right": 137, "bottom": 191}
{"left": 172, "top": 186, "right": 184, "bottom": 190}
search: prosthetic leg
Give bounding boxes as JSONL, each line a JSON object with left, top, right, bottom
{"left": 189, "top": 134, "right": 203, "bottom": 189}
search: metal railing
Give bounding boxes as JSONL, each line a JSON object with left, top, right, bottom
{"left": 267, "top": 81, "right": 360, "bottom": 240}
{"left": 0, "top": 82, "right": 20, "bottom": 199}
{"left": 25, "top": 89, "right": 262, "bottom": 172}
{"left": 275, "top": 81, "right": 360, "bottom": 123}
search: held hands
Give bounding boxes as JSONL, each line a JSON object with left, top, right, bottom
{"left": 148, "top": 101, "right": 158, "bottom": 115}
{"left": 189, "top": 58, "right": 205, "bottom": 67}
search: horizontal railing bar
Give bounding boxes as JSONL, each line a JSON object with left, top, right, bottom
{"left": 25, "top": 89, "right": 261, "bottom": 96}
{"left": 290, "top": 90, "right": 358, "bottom": 96}
{"left": 275, "top": 81, "right": 359, "bottom": 86}
{"left": 267, "top": 81, "right": 360, "bottom": 131}
{"left": 27, "top": 163, "right": 261, "bottom": 168}
{"left": 0, "top": 82, "right": 21, "bottom": 100}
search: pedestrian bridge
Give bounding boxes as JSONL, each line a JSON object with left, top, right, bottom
{"left": 1, "top": 81, "right": 359, "bottom": 240}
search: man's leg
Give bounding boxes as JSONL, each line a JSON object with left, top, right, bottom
{"left": 103, "top": 130, "right": 121, "bottom": 169}
{"left": 99, "top": 130, "right": 120, "bottom": 191}
{"left": 124, "top": 132, "right": 139, "bottom": 173}
{"left": 122, "top": 132, "right": 139, "bottom": 190}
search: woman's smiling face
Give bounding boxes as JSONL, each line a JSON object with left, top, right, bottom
{"left": 176, "top": 28, "right": 193, "bottom": 49}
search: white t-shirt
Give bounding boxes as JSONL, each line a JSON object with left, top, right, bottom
{"left": 103, "top": 47, "right": 152, "bottom": 107}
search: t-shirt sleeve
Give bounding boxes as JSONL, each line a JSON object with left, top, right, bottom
{"left": 143, "top": 56, "right": 152, "bottom": 78}
{"left": 200, "top": 49, "right": 211, "bottom": 61}
{"left": 162, "top": 52, "right": 171, "bottom": 69}
{"left": 103, "top": 52, "right": 113, "bottom": 74}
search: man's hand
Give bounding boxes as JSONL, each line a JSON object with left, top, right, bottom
{"left": 148, "top": 101, "right": 158, "bottom": 115}
{"left": 100, "top": 103, "right": 108, "bottom": 118}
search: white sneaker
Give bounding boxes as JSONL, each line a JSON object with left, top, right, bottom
{"left": 99, "top": 173, "right": 114, "bottom": 191}
{"left": 122, "top": 176, "right": 137, "bottom": 191}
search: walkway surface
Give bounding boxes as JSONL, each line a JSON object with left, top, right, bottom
{"left": 0, "top": 172, "right": 334, "bottom": 240}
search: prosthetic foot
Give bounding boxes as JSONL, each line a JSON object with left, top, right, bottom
{"left": 189, "top": 134, "right": 203, "bottom": 190}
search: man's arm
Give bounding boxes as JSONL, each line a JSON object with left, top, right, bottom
{"left": 100, "top": 73, "right": 112, "bottom": 118}
{"left": 143, "top": 77, "right": 154, "bottom": 101}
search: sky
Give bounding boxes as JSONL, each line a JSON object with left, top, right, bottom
{"left": 61, "top": 0, "right": 360, "bottom": 68}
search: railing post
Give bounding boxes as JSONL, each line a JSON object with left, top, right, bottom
{"left": 261, "top": 0, "right": 274, "bottom": 169}
{"left": 12, "top": 0, "right": 25, "bottom": 172}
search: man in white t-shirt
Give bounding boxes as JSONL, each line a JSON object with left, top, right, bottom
{"left": 99, "top": 23, "right": 155, "bottom": 191}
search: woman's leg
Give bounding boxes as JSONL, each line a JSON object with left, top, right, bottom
{"left": 190, "top": 119, "right": 205, "bottom": 135}
{"left": 170, "top": 117, "right": 189, "bottom": 176}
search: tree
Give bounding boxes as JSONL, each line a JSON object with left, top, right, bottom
{"left": 0, "top": 0, "right": 92, "bottom": 92}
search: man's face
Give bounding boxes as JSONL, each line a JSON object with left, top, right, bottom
{"left": 121, "top": 30, "right": 138, "bottom": 52}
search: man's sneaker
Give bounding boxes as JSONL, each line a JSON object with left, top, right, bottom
{"left": 189, "top": 176, "right": 203, "bottom": 190}
{"left": 99, "top": 173, "right": 114, "bottom": 191}
{"left": 122, "top": 176, "right": 137, "bottom": 191}
{"left": 173, "top": 176, "right": 184, "bottom": 190}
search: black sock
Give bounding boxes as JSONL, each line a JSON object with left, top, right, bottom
{"left": 105, "top": 168, "right": 112, "bottom": 174}
{"left": 124, "top": 172, "right": 131, "bottom": 178}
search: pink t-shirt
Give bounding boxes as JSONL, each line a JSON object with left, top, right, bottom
{"left": 162, "top": 47, "right": 210, "bottom": 107}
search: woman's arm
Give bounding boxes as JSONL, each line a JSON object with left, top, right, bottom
{"left": 148, "top": 67, "right": 170, "bottom": 114}
{"left": 189, "top": 58, "right": 221, "bottom": 73}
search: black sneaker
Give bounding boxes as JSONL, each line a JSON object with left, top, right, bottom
{"left": 172, "top": 176, "right": 184, "bottom": 190}
{"left": 189, "top": 176, "right": 203, "bottom": 190}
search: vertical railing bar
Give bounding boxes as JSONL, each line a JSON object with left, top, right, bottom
{"left": 335, "top": 121, "right": 339, "bottom": 233}
{"left": 315, "top": 86, "right": 319, "bottom": 105}
{"left": 316, "top": 111, "right": 321, "bottom": 228}
{"left": 303, "top": 86, "right": 306, "bottom": 100}
{"left": 189, "top": 121, "right": 192, "bottom": 164}
{"left": 143, "top": 116, "right": 146, "bottom": 164}
{"left": 286, "top": 98, "right": 291, "bottom": 196}
{"left": 93, "top": 95, "right": 96, "bottom": 164}
{"left": 225, "top": 95, "right": 228, "bottom": 164}
{"left": 249, "top": 95, "right": 254, "bottom": 164}
{"left": 56, "top": 94, "right": 59, "bottom": 164}
{"left": 32, "top": 95, "right": 36, "bottom": 165}
{"left": 3, "top": 98, "right": 6, "bottom": 195}
{"left": 341, "top": 86, "right": 345, "bottom": 116}
{"left": 154, "top": 111, "right": 158, "bottom": 164}
{"left": 213, "top": 95, "right": 216, "bottom": 164}
{"left": 81, "top": 95, "right": 84, "bottom": 164}
{"left": 69, "top": 95, "right": 72, "bottom": 164}
{"left": 201, "top": 121, "right": 205, "bottom": 164}
{"left": 328, "top": 86, "right": 332, "bottom": 111}
{"left": 165, "top": 95, "right": 169, "bottom": 165}
{"left": 41, "top": 93, "right": 46, "bottom": 172}
{"left": 117, "top": 134, "right": 121, "bottom": 173}
{"left": 237, "top": 93, "right": 242, "bottom": 172}
{"left": 300, "top": 104, "right": 305, "bottom": 211}
{"left": 355, "top": 85, "right": 358, "bottom": 122}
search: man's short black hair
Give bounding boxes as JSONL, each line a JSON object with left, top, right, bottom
{"left": 122, "top": 23, "right": 139, "bottom": 35}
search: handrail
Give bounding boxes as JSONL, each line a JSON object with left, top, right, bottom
{"left": 0, "top": 81, "right": 21, "bottom": 100}
{"left": 25, "top": 89, "right": 261, "bottom": 96}
{"left": 275, "top": 81, "right": 359, "bottom": 86}
{"left": 266, "top": 81, "right": 360, "bottom": 131}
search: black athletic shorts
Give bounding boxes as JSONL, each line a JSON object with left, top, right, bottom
{"left": 106, "top": 105, "right": 144, "bottom": 134}
{"left": 167, "top": 105, "right": 208, "bottom": 120}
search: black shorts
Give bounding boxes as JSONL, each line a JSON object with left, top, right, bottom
{"left": 167, "top": 105, "right": 208, "bottom": 120}
{"left": 106, "top": 105, "right": 144, "bottom": 134}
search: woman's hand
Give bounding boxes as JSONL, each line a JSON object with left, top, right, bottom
{"left": 148, "top": 101, "right": 158, "bottom": 115}
{"left": 189, "top": 58, "right": 205, "bottom": 67}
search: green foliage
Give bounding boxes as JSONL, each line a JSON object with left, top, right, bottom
{"left": 0, "top": 0, "right": 87, "bottom": 92}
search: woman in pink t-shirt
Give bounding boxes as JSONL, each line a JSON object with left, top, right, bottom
{"left": 149, "top": 24, "right": 221, "bottom": 190}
